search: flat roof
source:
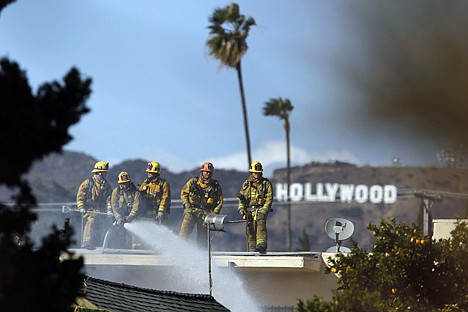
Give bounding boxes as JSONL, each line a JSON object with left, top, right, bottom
{"left": 68, "top": 249, "right": 325, "bottom": 272}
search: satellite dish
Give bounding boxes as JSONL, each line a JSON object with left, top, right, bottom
{"left": 325, "top": 218, "right": 355, "bottom": 241}
{"left": 325, "top": 218, "right": 355, "bottom": 253}
{"left": 326, "top": 246, "right": 351, "bottom": 253}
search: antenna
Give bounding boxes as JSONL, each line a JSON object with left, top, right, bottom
{"left": 325, "top": 218, "right": 355, "bottom": 253}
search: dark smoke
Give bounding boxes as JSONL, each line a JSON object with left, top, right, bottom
{"left": 342, "top": 1, "right": 468, "bottom": 155}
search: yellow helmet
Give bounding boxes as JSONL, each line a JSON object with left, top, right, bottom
{"left": 249, "top": 161, "right": 263, "bottom": 173}
{"left": 146, "top": 162, "right": 161, "bottom": 174}
{"left": 92, "top": 161, "right": 109, "bottom": 173}
{"left": 200, "top": 162, "right": 214, "bottom": 173}
{"left": 117, "top": 171, "right": 131, "bottom": 184}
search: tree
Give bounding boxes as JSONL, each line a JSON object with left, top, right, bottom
{"left": 263, "top": 97, "right": 294, "bottom": 251}
{"left": 0, "top": 57, "right": 91, "bottom": 310}
{"left": 207, "top": 3, "right": 256, "bottom": 167}
{"left": 297, "top": 218, "right": 468, "bottom": 311}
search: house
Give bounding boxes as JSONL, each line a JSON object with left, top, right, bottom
{"left": 75, "top": 276, "right": 229, "bottom": 312}
{"left": 73, "top": 249, "right": 338, "bottom": 310}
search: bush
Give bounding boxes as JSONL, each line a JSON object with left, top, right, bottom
{"left": 297, "top": 218, "right": 468, "bottom": 312}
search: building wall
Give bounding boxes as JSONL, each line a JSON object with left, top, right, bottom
{"left": 432, "top": 219, "right": 468, "bottom": 241}
{"left": 231, "top": 268, "right": 337, "bottom": 306}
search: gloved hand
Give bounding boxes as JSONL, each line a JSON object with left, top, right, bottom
{"left": 183, "top": 203, "right": 193, "bottom": 215}
{"left": 79, "top": 208, "right": 86, "bottom": 214}
{"left": 116, "top": 218, "right": 125, "bottom": 225}
{"left": 239, "top": 209, "right": 246, "bottom": 217}
{"left": 125, "top": 215, "right": 134, "bottom": 223}
{"left": 155, "top": 212, "right": 164, "bottom": 223}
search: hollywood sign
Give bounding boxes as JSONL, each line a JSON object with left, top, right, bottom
{"left": 275, "top": 183, "right": 398, "bottom": 204}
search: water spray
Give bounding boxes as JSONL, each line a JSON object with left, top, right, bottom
{"left": 204, "top": 213, "right": 246, "bottom": 296}
{"left": 121, "top": 218, "right": 259, "bottom": 312}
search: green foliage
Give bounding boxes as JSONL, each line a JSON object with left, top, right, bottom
{"left": 206, "top": 3, "right": 255, "bottom": 68}
{"left": 263, "top": 98, "right": 294, "bottom": 121}
{"left": 297, "top": 217, "right": 468, "bottom": 311}
{"left": 0, "top": 58, "right": 91, "bottom": 187}
{"left": 296, "top": 295, "right": 339, "bottom": 312}
{"left": 1, "top": 225, "right": 84, "bottom": 311}
{"left": 0, "top": 57, "right": 91, "bottom": 310}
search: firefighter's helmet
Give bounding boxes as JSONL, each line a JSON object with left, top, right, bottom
{"left": 92, "top": 161, "right": 109, "bottom": 173}
{"left": 249, "top": 161, "right": 263, "bottom": 173}
{"left": 200, "top": 162, "right": 214, "bottom": 173}
{"left": 146, "top": 162, "right": 161, "bottom": 174}
{"left": 117, "top": 171, "right": 131, "bottom": 184}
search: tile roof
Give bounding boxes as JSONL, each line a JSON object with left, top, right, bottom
{"left": 82, "top": 276, "right": 230, "bottom": 312}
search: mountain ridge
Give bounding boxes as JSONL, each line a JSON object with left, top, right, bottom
{"left": 3, "top": 150, "right": 466, "bottom": 252}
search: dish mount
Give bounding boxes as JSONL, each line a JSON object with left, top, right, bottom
{"left": 325, "top": 218, "right": 355, "bottom": 253}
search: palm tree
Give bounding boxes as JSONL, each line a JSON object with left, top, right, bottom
{"left": 263, "top": 97, "right": 294, "bottom": 251}
{"left": 206, "top": 3, "right": 256, "bottom": 166}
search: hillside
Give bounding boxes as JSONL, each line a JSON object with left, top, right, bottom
{"left": 2, "top": 150, "right": 467, "bottom": 252}
{"left": 269, "top": 164, "right": 468, "bottom": 251}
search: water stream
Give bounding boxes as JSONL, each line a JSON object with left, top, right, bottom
{"left": 123, "top": 219, "right": 261, "bottom": 312}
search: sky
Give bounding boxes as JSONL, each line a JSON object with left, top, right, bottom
{"left": 0, "top": 1, "right": 442, "bottom": 175}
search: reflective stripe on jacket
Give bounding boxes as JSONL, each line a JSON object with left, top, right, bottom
{"left": 137, "top": 178, "right": 171, "bottom": 214}
{"left": 111, "top": 184, "right": 140, "bottom": 220}
{"left": 237, "top": 175, "right": 273, "bottom": 214}
{"left": 76, "top": 176, "right": 112, "bottom": 211}
{"left": 180, "top": 176, "right": 223, "bottom": 214}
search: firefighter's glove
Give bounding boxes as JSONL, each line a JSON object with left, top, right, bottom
{"left": 196, "top": 210, "right": 206, "bottom": 220}
{"left": 155, "top": 212, "right": 164, "bottom": 223}
{"left": 125, "top": 215, "right": 134, "bottom": 223}
{"left": 183, "top": 203, "right": 193, "bottom": 215}
{"left": 79, "top": 208, "right": 86, "bottom": 214}
{"left": 239, "top": 209, "right": 246, "bottom": 217}
{"left": 116, "top": 218, "right": 125, "bottom": 225}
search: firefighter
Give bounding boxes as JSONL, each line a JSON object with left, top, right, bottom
{"left": 179, "top": 162, "right": 223, "bottom": 247}
{"left": 137, "top": 162, "right": 171, "bottom": 224}
{"left": 76, "top": 161, "right": 113, "bottom": 249}
{"left": 237, "top": 161, "right": 273, "bottom": 253}
{"left": 110, "top": 171, "right": 140, "bottom": 248}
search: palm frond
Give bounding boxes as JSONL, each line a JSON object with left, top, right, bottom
{"left": 263, "top": 98, "right": 294, "bottom": 120}
{"left": 206, "top": 3, "right": 255, "bottom": 68}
